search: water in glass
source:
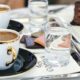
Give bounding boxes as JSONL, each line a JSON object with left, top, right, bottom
{"left": 28, "top": 0, "right": 48, "bottom": 33}
{"left": 45, "top": 20, "right": 71, "bottom": 67}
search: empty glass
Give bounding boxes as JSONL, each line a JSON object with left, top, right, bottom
{"left": 28, "top": 0, "right": 48, "bottom": 33}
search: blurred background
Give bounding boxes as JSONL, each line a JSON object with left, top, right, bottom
{"left": 49, "top": 0, "right": 76, "bottom": 4}
{"left": 0, "top": 0, "right": 76, "bottom": 9}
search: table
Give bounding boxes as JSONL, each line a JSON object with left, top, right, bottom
{"left": 2, "top": 5, "right": 80, "bottom": 80}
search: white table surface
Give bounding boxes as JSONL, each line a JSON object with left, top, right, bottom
{"left": 2, "top": 5, "right": 80, "bottom": 80}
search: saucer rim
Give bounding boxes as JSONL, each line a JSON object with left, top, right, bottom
{"left": 8, "top": 20, "right": 24, "bottom": 32}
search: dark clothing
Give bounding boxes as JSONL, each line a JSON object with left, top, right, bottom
{"left": 24, "top": 0, "right": 56, "bottom": 7}
{"left": 25, "top": 0, "right": 28, "bottom": 6}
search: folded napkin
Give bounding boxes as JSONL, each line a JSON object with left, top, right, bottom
{"left": 35, "top": 35, "right": 45, "bottom": 47}
{"left": 20, "top": 35, "right": 45, "bottom": 49}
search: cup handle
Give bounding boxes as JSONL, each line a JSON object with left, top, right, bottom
{"left": 6, "top": 46, "right": 17, "bottom": 66}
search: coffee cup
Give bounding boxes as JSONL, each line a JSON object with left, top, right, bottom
{"left": 0, "top": 4, "right": 10, "bottom": 28}
{"left": 0, "top": 29, "right": 20, "bottom": 70}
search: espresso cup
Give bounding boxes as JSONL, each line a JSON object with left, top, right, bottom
{"left": 0, "top": 4, "right": 10, "bottom": 28}
{"left": 0, "top": 29, "right": 20, "bottom": 70}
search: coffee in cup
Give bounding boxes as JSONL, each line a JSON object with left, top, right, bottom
{"left": 0, "top": 32, "right": 17, "bottom": 41}
{"left": 0, "top": 29, "right": 20, "bottom": 70}
{"left": 0, "top": 4, "right": 10, "bottom": 28}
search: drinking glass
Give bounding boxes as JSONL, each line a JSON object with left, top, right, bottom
{"left": 28, "top": 0, "right": 48, "bottom": 34}
{"left": 44, "top": 17, "right": 71, "bottom": 67}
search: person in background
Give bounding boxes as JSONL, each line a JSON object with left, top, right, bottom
{"left": 0, "top": 0, "right": 26, "bottom": 9}
{"left": 0, "top": 0, "right": 76, "bottom": 9}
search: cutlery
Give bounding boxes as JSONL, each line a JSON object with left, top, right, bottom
{"left": 72, "top": 36, "right": 79, "bottom": 43}
{"left": 49, "top": 6, "right": 67, "bottom": 14}
{"left": 71, "top": 41, "right": 80, "bottom": 62}
{"left": 72, "top": 40, "right": 80, "bottom": 53}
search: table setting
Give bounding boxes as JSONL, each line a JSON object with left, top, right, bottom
{"left": 0, "top": 0, "right": 80, "bottom": 80}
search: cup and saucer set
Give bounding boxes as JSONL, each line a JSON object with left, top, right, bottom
{"left": 0, "top": 4, "right": 37, "bottom": 78}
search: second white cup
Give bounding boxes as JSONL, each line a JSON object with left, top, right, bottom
{"left": 0, "top": 4, "right": 10, "bottom": 28}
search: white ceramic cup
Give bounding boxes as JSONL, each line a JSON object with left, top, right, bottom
{"left": 0, "top": 29, "right": 20, "bottom": 70}
{"left": 0, "top": 4, "right": 10, "bottom": 28}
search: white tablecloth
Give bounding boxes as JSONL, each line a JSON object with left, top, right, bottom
{"left": 2, "top": 5, "right": 80, "bottom": 80}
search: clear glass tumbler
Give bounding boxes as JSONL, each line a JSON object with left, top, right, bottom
{"left": 45, "top": 17, "right": 71, "bottom": 67}
{"left": 28, "top": 0, "right": 48, "bottom": 33}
